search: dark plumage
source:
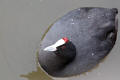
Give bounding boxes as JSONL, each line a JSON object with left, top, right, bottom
{"left": 54, "top": 41, "right": 76, "bottom": 64}
{"left": 38, "top": 7, "right": 118, "bottom": 77}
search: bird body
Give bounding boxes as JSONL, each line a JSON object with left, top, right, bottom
{"left": 38, "top": 7, "right": 118, "bottom": 77}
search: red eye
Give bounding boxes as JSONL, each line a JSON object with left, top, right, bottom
{"left": 62, "top": 37, "right": 69, "bottom": 43}
{"left": 61, "top": 46, "right": 66, "bottom": 49}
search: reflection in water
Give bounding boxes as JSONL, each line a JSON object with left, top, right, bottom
{"left": 20, "top": 51, "right": 53, "bottom": 80}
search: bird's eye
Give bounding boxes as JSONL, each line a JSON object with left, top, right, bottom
{"left": 61, "top": 46, "right": 66, "bottom": 49}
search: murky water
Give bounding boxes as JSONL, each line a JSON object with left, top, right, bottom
{"left": 0, "top": 0, "right": 120, "bottom": 80}
{"left": 20, "top": 51, "right": 52, "bottom": 80}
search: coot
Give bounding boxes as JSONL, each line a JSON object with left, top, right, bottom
{"left": 38, "top": 7, "right": 118, "bottom": 77}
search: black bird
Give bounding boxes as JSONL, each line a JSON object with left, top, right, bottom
{"left": 38, "top": 7, "right": 118, "bottom": 77}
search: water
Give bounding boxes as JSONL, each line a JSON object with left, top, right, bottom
{"left": 20, "top": 51, "right": 52, "bottom": 80}
{"left": 0, "top": 0, "right": 120, "bottom": 80}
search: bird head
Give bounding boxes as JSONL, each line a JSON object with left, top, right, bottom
{"left": 43, "top": 37, "right": 76, "bottom": 62}
{"left": 44, "top": 37, "right": 69, "bottom": 52}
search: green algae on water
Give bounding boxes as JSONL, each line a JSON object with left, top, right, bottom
{"left": 20, "top": 51, "right": 53, "bottom": 80}
{"left": 20, "top": 24, "right": 54, "bottom": 80}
